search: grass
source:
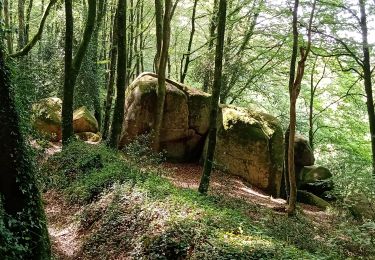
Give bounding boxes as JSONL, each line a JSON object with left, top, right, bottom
{"left": 41, "top": 140, "right": 375, "bottom": 259}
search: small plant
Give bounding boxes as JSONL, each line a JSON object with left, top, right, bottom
{"left": 123, "top": 133, "right": 166, "bottom": 166}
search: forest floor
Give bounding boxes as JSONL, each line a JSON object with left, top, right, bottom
{"left": 45, "top": 163, "right": 328, "bottom": 259}
{"left": 39, "top": 141, "right": 374, "bottom": 259}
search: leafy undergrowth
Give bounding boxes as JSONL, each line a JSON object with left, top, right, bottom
{"left": 41, "top": 141, "right": 375, "bottom": 259}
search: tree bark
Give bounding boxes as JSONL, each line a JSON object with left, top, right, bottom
{"left": 17, "top": 0, "right": 26, "bottom": 49}
{"left": 180, "top": 0, "right": 198, "bottom": 83}
{"left": 25, "top": 0, "right": 33, "bottom": 43}
{"left": 0, "top": 42, "right": 51, "bottom": 260}
{"left": 62, "top": 0, "right": 96, "bottom": 144}
{"left": 202, "top": 0, "right": 218, "bottom": 92}
{"left": 102, "top": 10, "right": 118, "bottom": 140}
{"left": 153, "top": 0, "right": 172, "bottom": 151}
{"left": 4, "top": 0, "right": 13, "bottom": 53}
{"left": 359, "top": 0, "right": 375, "bottom": 176}
{"left": 154, "top": 0, "right": 163, "bottom": 73}
{"left": 198, "top": 0, "right": 227, "bottom": 194}
{"left": 108, "top": 0, "right": 127, "bottom": 148}
{"left": 287, "top": 0, "right": 316, "bottom": 215}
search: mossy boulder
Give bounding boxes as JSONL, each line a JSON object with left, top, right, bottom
{"left": 73, "top": 106, "right": 99, "bottom": 133}
{"left": 204, "top": 105, "right": 284, "bottom": 197}
{"left": 294, "top": 135, "right": 315, "bottom": 166}
{"left": 120, "top": 73, "right": 210, "bottom": 161}
{"left": 32, "top": 97, "right": 62, "bottom": 141}
{"left": 75, "top": 132, "right": 101, "bottom": 143}
{"left": 297, "top": 190, "right": 330, "bottom": 210}
{"left": 298, "top": 166, "right": 332, "bottom": 185}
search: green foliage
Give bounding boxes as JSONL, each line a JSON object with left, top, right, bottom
{"left": 0, "top": 201, "right": 27, "bottom": 260}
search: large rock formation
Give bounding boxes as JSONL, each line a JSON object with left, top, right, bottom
{"left": 121, "top": 74, "right": 284, "bottom": 196}
{"left": 32, "top": 97, "right": 62, "bottom": 141}
{"left": 119, "top": 73, "right": 210, "bottom": 161}
{"left": 204, "top": 105, "right": 284, "bottom": 197}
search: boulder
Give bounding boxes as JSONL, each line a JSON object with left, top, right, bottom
{"left": 32, "top": 97, "right": 62, "bottom": 141}
{"left": 300, "top": 179, "right": 334, "bottom": 197}
{"left": 75, "top": 132, "right": 101, "bottom": 142}
{"left": 119, "top": 73, "right": 210, "bottom": 161}
{"left": 297, "top": 166, "right": 332, "bottom": 185}
{"left": 297, "top": 190, "right": 330, "bottom": 210}
{"left": 204, "top": 105, "right": 284, "bottom": 197}
{"left": 73, "top": 106, "right": 99, "bottom": 133}
{"left": 294, "top": 135, "right": 315, "bottom": 166}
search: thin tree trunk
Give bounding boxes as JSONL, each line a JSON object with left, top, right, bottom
{"left": 108, "top": 0, "right": 127, "bottom": 148}
{"left": 102, "top": 10, "right": 118, "bottom": 140}
{"left": 359, "top": 0, "right": 375, "bottom": 176}
{"left": 202, "top": 0, "right": 217, "bottom": 92}
{"left": 198, "top": 0, "right": 227, "bottom": 194}
{"left": 180, "top": 0, "right": 198, "bottom": 83}
{"left": 154, "top": 0, "right": 163, "bottom": 73}
{"left": 62, "top": 0, "right": 97, "bottom": 144}
{"left": 25, "top": 0, "right": 33, "bottom": 43}
{"left": 17, "top": 0, "right": 26, "bottom": 49}
{"left": 0, "top": 42, "right": 51, "bottom": 260}
{"left": 153, "top": 0, "right": 172, "bottom": 151}
{"left": 92, "top": 0, "right": 105, "bottom": 129}
{"left": 4, "top": 0, "right": 13, "bottom": 53}
{"left": 10, "top": 0, "right": 58, "bottom": 58}
{"left": 287, "top": 0, "right": 316, "bottom": 215}
{"left": 140, "top": 0, "right": 144, "bottom": 72}
{"left": 127, "top": 0, "right": 134, "bottom": 85}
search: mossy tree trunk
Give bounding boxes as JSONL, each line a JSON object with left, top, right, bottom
{"left": 153, "top": 0, "right": 173, "bottom": 151}
{"left": 154, "top": 0, "right": 163, "bottom": 74}
{"left": 17, "top": 0, "right": 26, "bottom": 49}
{"left": 198, "top": 0, "right": 227, "bottom": 194}
{"left": 62, "top": 0, "right": 96, "bottom": 144}
{"left": 102, "top": 10, "right": 118, "bottom": 140}
{"left": 108, "top": 0, "right": 127, "bottom": 148}
{"left": 0, "top": 43, "right": 51, "bottom": 260}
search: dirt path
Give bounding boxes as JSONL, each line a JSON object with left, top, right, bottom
{"left": 44, "top": 190, "right": 83, "bottom": 260}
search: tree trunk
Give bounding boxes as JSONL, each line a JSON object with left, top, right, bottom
{"left": 62, "top": 0, "right": 97, "bottom": 144}
{"left": 287, "top": 0, "right": 316, "bottom": 215}
{"left": 180, "top": 0, "right": 198, "bottom": 83}
{"left": 108, "top": 0, "right": 127, "bottom": 148}
{"left": 62, "top": 0, "right": 74, "bottom": 144}
{"left": 153, "top": 0, "right": 172, "bottom": 151}
{"left": 0, "top": 42, "right": 51, "bottom": 260}
{"left": 154, "top": 0, "right": 163, "bottom": 73}
{"left": 359, "top": 0, "right": 375, "bottom": 176}
{"left": 202, "top": 0, "right": 217, "bottom": 92}
{"left": 92, "top": 0, "right": 105, "bottom": 130}
{"left": 198, "top": 0, "right": 227, "bottom": 194}
{"left": 10, "top": 0, "right": 58, "bottom": 58}
{"left": 25, "top": 0, "right": 33, "bottom": 43}
{"left": 4, "top": 0, "right": 13, "bottom": 53}
{"left": 17, "top": 0, "right": 26, "bottom": 49}
{"left": 286, "top": 0, "right": 300, "bottom": 215}
{"left": 102, "top": 10, "right": 118, "bottom": 140}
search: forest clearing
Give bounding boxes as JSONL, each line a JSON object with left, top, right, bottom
{"left": 1, "top": 0, "right": 375, "bottom": 259}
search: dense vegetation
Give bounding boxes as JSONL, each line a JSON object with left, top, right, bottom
{"left": 1, "top": 0, "right": 375, "bottom": 259}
